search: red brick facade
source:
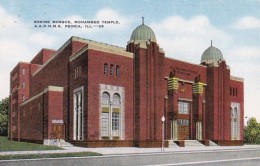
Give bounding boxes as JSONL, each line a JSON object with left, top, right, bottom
{"left": 9, "top": 23, "right": 244, "bottom": 147}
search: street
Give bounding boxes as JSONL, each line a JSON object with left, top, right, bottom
{"left": 1, "top": 148, "right": 260, "bottom": 166}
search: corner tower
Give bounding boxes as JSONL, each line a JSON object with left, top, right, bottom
{"left": 201, "top": 42, "right": 243, "bottom": 145}
{"left": 127, "top": 18, "right": 166, "bottom": 147}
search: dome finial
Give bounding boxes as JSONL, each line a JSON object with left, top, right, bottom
{"left": 211, "top": 40, "right": 212, "bottom": 47}
{"left": 142, "top": 16, "right": 144, "bottom": 25}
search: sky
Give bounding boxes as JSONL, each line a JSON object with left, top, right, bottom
{"left": 0, "top": 0, "right": 260, "bottom": 123}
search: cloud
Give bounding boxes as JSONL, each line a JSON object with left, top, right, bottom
{"left": 232, "top": 16, "right": 260, "bottom": 29}
{"left": 62, "top": 8, "right": 133, "bottom": 35}
{"left": 29, "top": 32, "right": 57, "bottom": 47}
{"left": 151, "top": 15, "right": 232, "bottom": 63}
{"left": 227, "top": 46, "right": 260, "bottom": 59}
{"left": 0, "top": 7, "right": 133, "bottom": 99}
{"left": 0, "top": 5, "right": 57, "bottom": 99}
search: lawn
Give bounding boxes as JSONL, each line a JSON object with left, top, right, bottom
{"left": 0, "top": 136, "right": 63, "bottom": 151}
{"left": 0, "top": 136, "right": 102, "bottom": 160}
{"left": 0, "top": 152, "right": 102, "bottom": 160}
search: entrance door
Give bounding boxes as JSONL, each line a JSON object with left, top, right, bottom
{"left": 196, "top": 121, "right": 202, "bottom": 140}
{"left": 177, "top": 119, "right": 189, "bottom": 140}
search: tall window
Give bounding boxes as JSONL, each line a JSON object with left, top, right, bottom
{"left": 112, "top": 112, "right": 120, "bottom": 130}
{"left": 110, "top": 64, "right": 114, "bottom": 76}
{"left": 22, "top": 82, "right": 26, "bottom": 89}
{"left": 22, "top": 69, "right": 25, "bottom": 75}
{"left": 73, "top": 87, "right": 84, "bottom": 140}
{"left": 101, "top": 91, "right": 122, "bottom": 139}
{"left": 178, "top": 102, "right": 189, "bottom": 114}
{"left": 112, "top": 94, "right": 120, "bottom": 134}
{"left": 231, "top": 104, "right": 240, "bottom": 140}
{"left": 102, "top": 92, "right": 110, "bottom": 105}
{"left": 116, "top": 65, "right": 120, "bottom": 77}
{"left": 104, "top": 63, "right": 108, "bottom": 75}
{"left": 113, "top": 93, "right": 120, "bottom": 106}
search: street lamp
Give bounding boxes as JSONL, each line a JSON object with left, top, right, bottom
{"left": 161, "top": 115, "right": 165, "bottom": 151}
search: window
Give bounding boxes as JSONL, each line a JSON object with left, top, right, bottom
{"left": 73, "top": 87, "right": 84, "bottom": 140}
{"left": 178, "top": 102, "right": 189, "bottom": 114}
{"left": 177, "top": 119, "right": 189, "bottom": 126}
{"left": 110, "top": 64, "right": 114, "bottom": 76}
{"left": 102, "top": 92, "right": 110, "bottom": 105}
{"left": 22, "top": 69, "right": 25, "bottom": 75}
{"left": 100, "top": 89, "right": 123, "bottom": 140}
{"left": 113, "top": 93, "right": 120, "bottom": 106}
{"left": 104, "top": 63, "right": 108, "bottom": 75}
{"left": 74, "top": 66, "right": 82, "bottom": 79}
{"left": 78, "top": 66, "right": 81, "bottom": 77}
{"left": 116, "top": 65, "right": 120, "bottom": 77}
{"left": 231, "top": 103, "right": 240, "bottom": 140}
{"left": 101, "top": 112, "right": 109, "bottom": 137}
{"left": 22, "top": 82, "right": 26, "bottom": 89}
{"left": 112, "top": 112, "right": 120, "bottom": 130}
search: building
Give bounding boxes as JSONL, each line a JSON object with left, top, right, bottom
{"left": 9, "top": 20, "right": 244, "bottom": 147}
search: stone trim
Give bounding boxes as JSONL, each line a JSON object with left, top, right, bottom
{"left": 70, "top": 46, "right": 88, "bottom": 62}
{"left": 44, "top": 86, "right": 64, "bottom": 93}
{"left": 230, "top": 76, "right": 244, "bottom": 82}
{"left": 72, "top": 36, "right": 126, "bottom": 50}
{"left": 88, "top": 44, "right": 133, "bottom": 58}
{"left": 20, "top": 91, "right": 44, "bottom": 107}
{"left": 178, "top": 98, "right": 193, "bottom": 102}
{"left": 99, "top": 84, "right": 125, "bottom": 140}
{"left": 20, "top": 86, "right": 63, "bottom": 106}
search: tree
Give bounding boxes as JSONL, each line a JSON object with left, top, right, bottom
{"left": 244, "top": 117, "right": 260, "bottom": 144}
{"left": 0, "top": 97, "right": 9, "bottom": 136}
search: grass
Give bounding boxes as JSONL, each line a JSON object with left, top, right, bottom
{"left": 0, "top": 136, "right": 102, "bottom": 160}
{"left": 0, "top": 136, "right": 63, "bottom": 151}
{"left": 0, "top": 152, "right": 102, "bottom": 160}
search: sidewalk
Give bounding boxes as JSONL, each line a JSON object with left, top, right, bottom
{"left": 1, "top": 145, "right": 260, "bottom": 156}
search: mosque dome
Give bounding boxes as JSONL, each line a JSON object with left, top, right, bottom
{"left": 201, "top": 41, "right": 224, "bottom": 64}
{"left": 130, "top": 18, "right": 157, "bottom": 42}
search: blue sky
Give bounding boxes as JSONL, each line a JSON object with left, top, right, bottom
{"left": 0, "top": 0, "right": 260, "bottom": 122}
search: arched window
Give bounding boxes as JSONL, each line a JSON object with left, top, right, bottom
{"left": 102, "top": 92, "right": 110, "bottom": 105}
{"left": 100, "top": 90, "right": 124, "bottom": 140}
{"left": 110, "top": 64, "right": 114, "bottom": 75}
{"left": 231, "top": 106, "right": 240, "bottom": 140}
{"left": 116, "top": 65, "right": 120, "bottom": 77}
{"left": 104, "top": 63, "right": 108, "bottom": 75}
{"left": 113, "top": 93, "right": 120, "bottom": 106}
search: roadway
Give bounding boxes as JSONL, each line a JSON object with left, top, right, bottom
{"left": 1, "top": 147, "right": 260, "bottom": 166}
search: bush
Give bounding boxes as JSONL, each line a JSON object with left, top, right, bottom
{"left": 0, "top": 97, "right": 9, "bottom": 136}
{"left": 244, "top": 117, "right": 260, "bottom": 144}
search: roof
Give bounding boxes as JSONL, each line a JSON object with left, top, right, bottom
{"left": 130, "top": 20, "right": 157, "bottom": 42}
{"left": 201, "top": 44, "right": 224, "bottom": 64}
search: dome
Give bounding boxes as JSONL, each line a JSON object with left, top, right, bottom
{"left": 201, "top": 43, "right": 224, "bottom": 64}
{"left": 130, "top": 19, "right": 156, "bottom": 42}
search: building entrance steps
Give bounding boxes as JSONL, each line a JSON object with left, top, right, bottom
{"left": 59, "top": 140, "right": 74, "bottom": 147}
{"left": 184, "top": 140, "right": 204, "bottom": 147}
{"left": 44, "top": 139, "right": 73, "bottom": 147}
{"left": 208, "top": 140, "right": 218, "bottom": 146}
{"left": 167, "top": 140, "right": 179, "bottom": 147}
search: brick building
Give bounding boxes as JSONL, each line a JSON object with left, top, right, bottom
{"left": 9, "top": 20, "right": 244, "bottom": 147}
